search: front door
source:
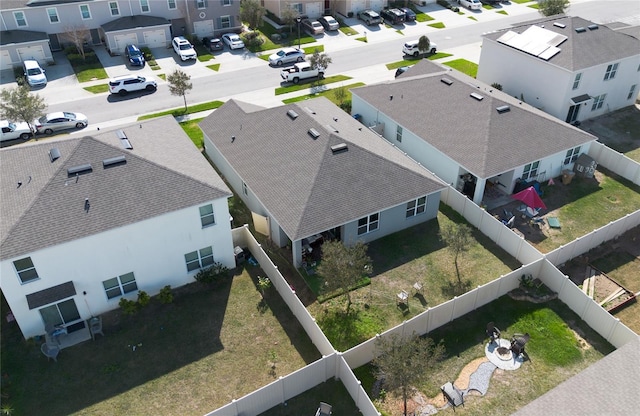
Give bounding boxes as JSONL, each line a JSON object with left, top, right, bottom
{"left": 39, "top": 298, "right": 84, "bottom": 333}
{"left": 566, "top": 104, "right": 580, "bottom": 123}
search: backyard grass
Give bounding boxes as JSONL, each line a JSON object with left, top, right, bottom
{"left": 137, "top": 100, "right": 224, "bottom": 120}
{"left": 258, "top": 379, "right": 360, "bottom": 415}
{"left": 443, "top": 58, "right": 478, "bottom": 77}
{"left": 275, "top": 75, "right": 352, "bottom": 95}
{"left": 0, "top": 269, "right": 320, "bottom": 416}
{"left": 355, "top": 296, "right": 615, "bottom": 415}
{"left": 180, "top": 118, "right": 205, "bottom": 148}
{"left": 281, "top": 82, "right": 364, "bottom": 105}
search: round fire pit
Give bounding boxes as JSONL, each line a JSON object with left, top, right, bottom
{"left": 495, "top": 346, "right": 513, "bottom": 361}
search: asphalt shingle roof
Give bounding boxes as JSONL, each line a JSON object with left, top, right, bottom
{"left": 0, "top": 30, "right": 48, "bottom": 45}
{"left": 483, "top": 15, "right": 640, "bottom": 71}
{"left": 351, "top": 60, "right": 596, "bottom": 179}
{"left": 0, "top": 116, "right": 231, "bottom": 261}
{"left": 101, "top": 15, "right": 170, "bottom": 32}
{"left": 199, "top": 97, "right": 446, "bottom": 241}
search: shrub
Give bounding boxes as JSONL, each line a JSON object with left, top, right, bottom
{"left": 158, "top": 285, "right": 173, "bottom": 304}
{"left": 194, "top": 262, "right": 230, "bottom": 284}
{"left": 119, "top": 298, "right": 138, "bottom": 315}
{"left": 137, "top": 290, "right": 151, "bottom": 307}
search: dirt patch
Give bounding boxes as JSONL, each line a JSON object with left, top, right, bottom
{"left": 454, "top": 357, "right": 489, "bottom": 390}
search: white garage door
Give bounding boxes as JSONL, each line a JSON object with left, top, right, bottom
{"left": 143, "top": 30, "right": 167, "bottom": 48}
{"left": 352, "top": 0, "right": 367, "bottom": 14}
{"left": 0, "top": 49, "right": 12, "bottom": 70}
{"left": 17, "top": 45, "right": 45, "bottom": 63}
{"left": 369, "top": 0, "right": 385, "bottom": 12}
{"left": 193, "top": 20, "right": 214, "bottom": 40}
{"left": 113, "top": 33, "right": 139, "bottom": 54}
{"left": 305, "top": 2, "right": 322, "bottom": 18}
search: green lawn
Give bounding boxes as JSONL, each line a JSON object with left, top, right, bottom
{"left": 281, "top": 82, "right": 364, "bottom": 106}
{"left": 442, "top": 58, "right": 478, "bottom": 77}
{"left": 428, "top": 22, "right": 446, "bottom": 29}
{"left": 137, "top": 100, "right": 224, "bottom": 120}
{"left": 275, "top": 75, "right": 352, "bottom": 95}
{"left": 259, "top": 379, "right": 360, "bottom": 415}
{"left": 386, "top": 52, "right": 455, "bottom": 70}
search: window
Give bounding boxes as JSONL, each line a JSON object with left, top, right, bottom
{"left": 220, "top": 15, "right": 231, "bottom": 28}
{"left": 572, "top": 73, "right": 581, "bottom": 90}
{"left": 103, "top": 272, "right": 138, "bottom": 299}
{"left": 39, "top": 299, "right": 81, "bottom": 328}
{"left": 628, "top": 84, "right": 637, "bottom": 100}
{"left": 521, "top": 161, "right": 539, "bottom": 180}
{"left": 185, "top": 247, "right": 214, "bottom": 272}
{"left": 406, "top": 196, "right": 427, "bottom": 218}
{"left": 357, "top": 213, "right": 379, "bottom": 235}
{"left": 291, "top": 3, "right": 303, "bottom": 13}
{"left": 199, "top": 204, "right": 215, "bottom": 227}
{"left": 47, "top": 8, "right": 59, "bottom": 23}
{"left": 167, "top": 0, "right": 177, "bottom": 9}
{"left": 140, "top": 0, "right": 150, "bottom": 13}
{"left": 591, "top": 94, "right": 606, "bottom": 111}
{"left": 396, "top": 125, "right": 403, "bottom": 142}
{"left": 109, "top": 1, "right": 120, "bottom": 16}
{"left": 223, "top": 0, "right": 232, "bottom": 5}
{"left": 13, "top": 11, "right": 27, "bottom": 27}
{"left": 197, "top": 0, "right": 207, "bottom": 8}
{"left": 13, "top": 257, "right": 39, "bottom": 283}
{"left": 79, "top": 4, "right": 91, "bottom": 19}
{"left": 603, "top": 63, "right": 618, "bottom": 81}
{"left": 242, "top": 181, "right": 248, "bottom": 195}
{"left": 563, "top": 146, "right": 581, "bottom": 165}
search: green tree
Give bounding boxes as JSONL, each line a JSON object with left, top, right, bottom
{"left": 167, "top": 69, "right": 193, "bottom": 111}
{"left": 60, "top": 24, "right": 91, "bottom": 59}
{"left": 240, "top": 0, "right": 266, "bottom": 31}
{"left": 374, "top": 333, "right": 445, "bottom": 416}
{"left": 308, "top": 48, "right": 332, "bottom": 71}
{"left": 538, "top": 0, "right": 570, "bottom": 16}
{"left": 417, "top": 34, "right": 432, "bottom": 55}
{"left": 316, "top": 240, "right": 372, "bottom": 313}
{"left": 281, "top": 5, "right": 299, "bottom": 34}
{"left": 0, "top": 84, "right": 46, "bottom": 137}
{"left": 439, "top": 223, "right": 472, "bottom": 285}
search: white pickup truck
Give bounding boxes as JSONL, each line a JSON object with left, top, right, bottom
{"left": 280, "top": 62, "right": 324, "bottom": 84}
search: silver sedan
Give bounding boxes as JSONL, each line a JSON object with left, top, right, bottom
{"left": 37, "top": 112, "right": 88, "bottom": 135}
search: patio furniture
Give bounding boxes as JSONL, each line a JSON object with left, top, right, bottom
{"left": 41, "top": 342, "right": 60, "bottom": 362}
{"left": 502, "top": 215, "right": 515, "bottom": 229}
{"left": 510, "top": 333, "right": 530, "bottom": 357}
{"left": 547, "top": 217, "right": 561, "bottom": 229}
{"left": 486, "top": 322, "right": 501, "bottom": 344}
{"left": 413, "top": 282, "right": 424, "bottom": 295}
{"left": 315, "top": 401, "right": 332, "bottom": 416}
{"left": 441, "top": 381, "right": 464, "bottom": 411}
{"left": 89, "top": 316, "right": 104, "bottom": 340}
{"left": 396, "top": 290, "right": 409, "bottom": 307}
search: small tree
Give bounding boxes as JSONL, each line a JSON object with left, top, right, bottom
{"left": 316, "top": 240, "right": 372, "bottom": 313}
{"left": 308, "top": 48, "right": 332, "bottom": 71}
{"left": 167, "top": 69, "right": 193, "bottom": 111}
{"left": 59, "top": 25, "right": 91, "bottom": 59}
{"left": 538, "top": 0, "right": 570, "bottom": 16}
{"left": 439, "top": 223, "right": 472, "bottom": 285}
{"left": 281, "top": 5, "right": 299, "bottom": 34}
{"left": 240, "top": 0, "right": 266, "bottom": 31}
{"left": 0, "top": 84, "right": 46, "bottom": 137}
{"left": 374, "top": 333, "right": 445, "bottom": 416}
{"left": 257, "top": 276, "right": 271, "bottom": 296}
{"left": 417, "top": 34, "right": 431, "bottom": 55}
{"left": 333, "top": 85, "right": 347, "bottom": 107}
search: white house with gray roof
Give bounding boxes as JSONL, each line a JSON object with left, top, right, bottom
{"left": 0, "top": 116, "right": 235, "bottom": 339}
{"left": 477, "top": 15, "right": 640, "bottom": 124}
{"left": 351, "top": 60, "right": 598, "bottom": 206}
{"left": 200, "top": 97, "right": 447, "bottom": 267}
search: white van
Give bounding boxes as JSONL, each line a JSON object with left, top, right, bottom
{"left": 402, "top": 39, "right": 438, "bottom": 57}
{"left": 459, "top": 0, "right": 482, "bottom": 10}
{"left": 23, "top": 60, "right": 47, "bottom": 87}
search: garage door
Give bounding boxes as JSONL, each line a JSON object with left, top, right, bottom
{"left": 143, "top": 30, "right": 167, "bottom": 48}
{"left": 369, "top": 0, "right": 385, "bottom": 12}
{"left": 352, "top": 0, "right": 366, "bottom": 14}
{"left": 305, "top": 3, "right": 321, "bottom": 18}
{"left": 193, "top": 20, "right": 214, "bottom": 39}
{"left": 17, "top": 45, "right": 45, "bottom": 63}
{"left": 0, "top": 49, "right": 12, "bottom": 70}
{"left": 113, "top": 33, "right": 139, "bottom": 54}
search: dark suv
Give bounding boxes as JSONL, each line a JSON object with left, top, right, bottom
{"left": 380, "top": 8, "right": 406, "bottom": 25}
{"left": 125, "top": 44, "right": 145, "bottom": 67}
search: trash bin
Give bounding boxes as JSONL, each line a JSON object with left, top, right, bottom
{"left": 562, "top": 170, "right": 575, "bottom": 185}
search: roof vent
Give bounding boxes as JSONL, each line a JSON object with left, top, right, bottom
{"left": 308, "top": 128, "right": 320, "bottom": 139}
{"left": 575, "top": 27, "right": 586, "bottom": 33}
{"left": 470, "top": 92, "right": 484, "bottom": 101}
{"left": 117, "top": 130, "right": 133, "bottom": 149}
{"left": 67, "top": 164, "right": 92, "bottom": 176}
{"left": 440, "top": 77, "right": 453, "bottom": 86}
{"left": 103, "top": 155, "right": 126, "bottom": 168}
{"left": 49, "top": 147, "right": 61, "bottom": 162}
{"left": 588, "top": 24, "right": 598, "bottom": 30}
{"left": 496, "top": 105, "right": 511, "bottom": 114}
{"left": 287, "top": 109, "right": 299, "bottom": 120}
{"left": 553, "top": 22, "right": 566, "bottom": 28}
{"left": 330, "top": 143, "right": 348, "bottom": 154}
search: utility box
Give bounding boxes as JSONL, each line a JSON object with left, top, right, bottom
{"left": 562, "top": 169, "right": 575, "bottom": 185}
{"left": 574, "top": 154, "right": 597, "bottom": 178}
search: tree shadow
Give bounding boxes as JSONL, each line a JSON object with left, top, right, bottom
{"left": 441, "top": 279, "right": 472, "bottom": 298}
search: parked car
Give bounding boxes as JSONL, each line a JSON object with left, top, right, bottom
{"left": 459, "top": 0, "right": 482, "bottom": 10}
{"left": 22, "top": 60, "right": 47, "bottom": 87}
{"left": 301, "top": 19, "right": 325, "bottom": 35}
{"left": 36, "top": 112, "right": 88, "bottom": 135}
{"left": 207, "top": 37, "right": 224, "bottom": 52}
{"left": 222, "top": 33, "right": 245, "bottom": 50}
{"left": 480, "top": 0, "right": 500, "bottom": 4}
{"left": 172, "top": 36, "right": 197, "bottom": 61}
{"left": 318, "top": 16, "right": 340, "bottom": 31}
{"left": 402, "top": 39, "right": 438, "bottom": 57}
{"left": 108, "top": 74, "right": 157, "bottom": 96}
{"left": 357, "top": 10, "right": 382, "bottom": 25}
{"left": 268, "top": 47, "right": 306, "bottom": 66}
{"left": 380, "top": 8, "right": 406, "bottom": 25}
{"left": 400, "top": 7, "right": 417, "bottom": 21}
{"left": 124, "top": 44, "right": 145, "bottom": 66}
{"left": 0, "top": 120, "right": 35, "bottom": 141}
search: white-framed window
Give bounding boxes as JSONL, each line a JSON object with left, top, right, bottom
{"left": 47, "top": 8, "right": 60, "bottom": 23}
{"left": 185, "top": 246, "right": 214, "bottom": 272}
{"left": 627, "top": 84, "right": 637, "bottom": 100}
{"left": 591, "top": 94, "right": 606, "bottom": 111}
{"left": 521, "top": 161, "right": 539, "bottom": 180}
{"left": 563, "top": 146, "right": 581, "bottom": 165}
{"left": 167, "top": 0, "right": 177, "bottom": 9}
{"left": 197, "top": 0, "right": 207, "bottom": 9}
{"left": 13, "top": 11, "right": 27, "bottom": 27}
{"left": 291, "top": 3, "right": 303, "bottom": 14}
{"left": 13, "top": 257, "right": 39, "bottom": 284}
{"left": 223, "top": 0, "right": 232, "bottom": 5}
{"left": 572, "top": 73, "right": 581, "bottom": 90}
{"left": 103, "top": 272, "right": 138, "bottom": 299}
{"left": 79, "top": 4, "right": 91, "bottom": 19}
{"left": 396, "top": 125, "right": 403, "bottom": 142}
{"left": 220, "top": 15, "right": 231, "bottom": 28}
{"left": 109, "top": 1, "right": 120, "bottom": 16}
{"left": 406, "top": 196, "right": 426, "bottom": 218}
{"left": 39, "top": 299, "right": 81, "bottom": 328}
{"left": 199, "top": 204, "right": 215, "bottom": 227}
{"left": 357, "top": 213, "right": 379, "bottom": 235}
{"left": 603, "top": 63, "right": 618, "bottom": 81}
{"left": 242, "top": 181, "right": 248, "bottom": 195}
{"left": 140, "top": 0, "right": 150, "bottom": 13}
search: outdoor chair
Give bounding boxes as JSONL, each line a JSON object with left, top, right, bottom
{"left": 413, "top": 282, "right": 424, "bottom": 296}
{"left": 315, "top": 401, "right": 332, "bottom": 416}
{"left": 510, "top": 333, "right": 530, "bottom": 357}
{"left": 396, "top": 290, "right": 409, "bottom": 307}
{"left": 41, "top": 342, "right": 60, "bottom": 362}
{"left": 441, "top": 381, "right": 464, "bottom": 411}
{"left": 88, "top": 316, "right": 104, "bottom": 340}
{"left": 486, "top": 322, "right": 501, "bottom": 344}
